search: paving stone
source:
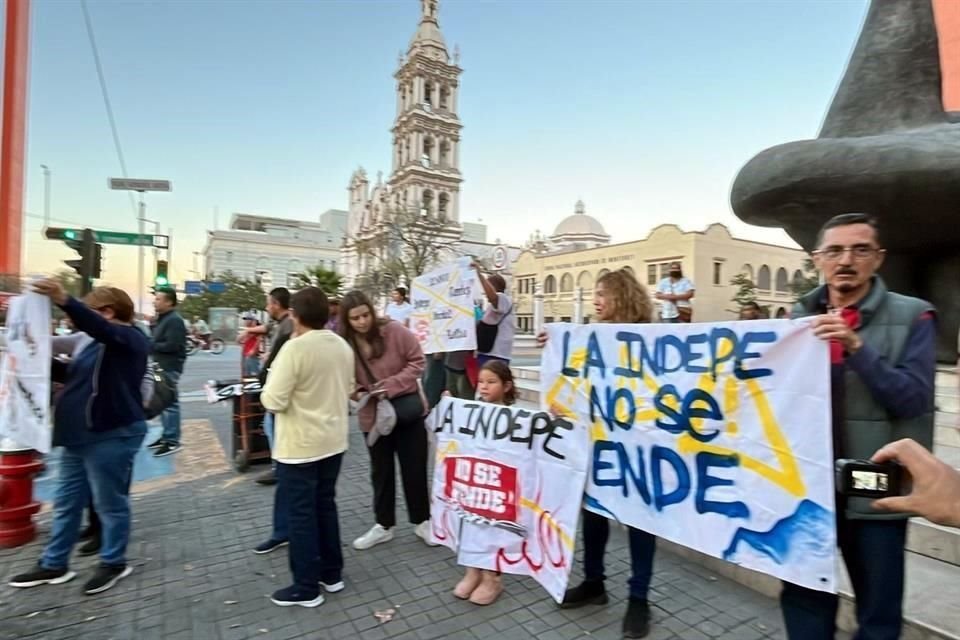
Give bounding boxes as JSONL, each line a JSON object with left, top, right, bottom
{"left": 1, "top": 420, "right": 801, "bottom": 640}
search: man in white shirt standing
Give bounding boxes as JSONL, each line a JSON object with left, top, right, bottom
{"left": 654, "top": 262, "right": 695, "bottom": 323}
{"left": 383, "top": 287, "right": 413, "bottom": 328}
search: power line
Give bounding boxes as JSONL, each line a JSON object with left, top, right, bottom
{"left": 80, "top": 0, "right": 139, "bottom": 219}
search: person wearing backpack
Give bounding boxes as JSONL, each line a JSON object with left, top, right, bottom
{"left": 473, "top": 263, "right": 515, "bottom": 366}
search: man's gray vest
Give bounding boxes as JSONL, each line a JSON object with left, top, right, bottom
{"left": 794, "top": 276, "right": 935, "bottom": 519}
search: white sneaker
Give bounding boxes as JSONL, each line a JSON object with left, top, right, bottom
{"left": 415, "top": 520, "right": 439, "bottom": 546}
{"left": 352, "top": 524, "right": 393, "bottom": 550}
{"left": 320, "top": 580, "right": 345, "bottom": 593}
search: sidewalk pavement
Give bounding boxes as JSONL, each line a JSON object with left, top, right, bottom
{"left": 0, "top": 419, "right": 830, "bottom": 640}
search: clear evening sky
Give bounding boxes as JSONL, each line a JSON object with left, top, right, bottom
{"left": 19, "top": 0, "right": 868, "bottom": 296}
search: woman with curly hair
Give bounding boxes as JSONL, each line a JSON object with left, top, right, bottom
{"left": 537, "top": 268, "right": 657, "bottom": 639}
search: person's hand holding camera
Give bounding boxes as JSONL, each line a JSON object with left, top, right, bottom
{"left": 871, "top": 438, "right": 960, "bottom": 528}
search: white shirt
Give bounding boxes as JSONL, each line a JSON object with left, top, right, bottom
{"left": 384, "top": 301, "right": 413, "bottom": 326}
{"left": 479, "top": 292, "right": 515, "bottom": 360}
{"left": 656, "top": 277, "right": 695, "bottom": 319}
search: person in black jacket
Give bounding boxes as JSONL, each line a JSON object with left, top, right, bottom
{"left": 9, "top": 281, "right": 149, "bottom": 596}
{"left": 148, "top": 288, "right": 187, "bottom": 457}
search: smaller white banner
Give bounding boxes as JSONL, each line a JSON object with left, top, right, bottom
{"left": 410, "top": 258, "right": 479, "bottom": 354}
{"left": 0, "top": 293, "right": 53, "bottom": 452}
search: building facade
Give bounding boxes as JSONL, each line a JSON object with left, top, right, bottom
{"left": 512, "top": 219, "right": 809, "bottom": 333}
{"left": 202, "top": 210, "right": 347, "bottom": 289}
{"left": 341, "top": 0, "right": 473, "bottom": 289}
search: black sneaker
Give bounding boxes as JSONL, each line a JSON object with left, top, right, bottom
{"left": 84, "top": 565, "right": 133, "bottom": 595}
{"left": 254, "top": 469, "right": 277, "bottom": 486}
{"left": 146, "top": 438, "right": 165, "bottom": 450}
{"left": 9, "top": 565, "right": 76, "bottom": 588}
{"left": 622, "top": 598, "right": 651, "bottom": 639}
{"left": 253, "top": 539, "right": 289, "bottom": 555}
{"left": 77, "top": 536, "right": 101, "bottom": 557}
{"left": 270, "top": 585, "right": 324, "bottom": 608}
{"left": 153, "top": 442, "right": 181, "bottom": 457}
{"left": 78, "top": 526, "right": 97, "bottom": 542}
{"left": 559, "top": 579, "right": 608, "bottom": 609}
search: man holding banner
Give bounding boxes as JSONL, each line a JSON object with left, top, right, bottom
{"left": 784, "top": 214, "right": 937, "bottom": 640}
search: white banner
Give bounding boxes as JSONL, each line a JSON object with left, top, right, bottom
{"left": 0, "top": 293, "right": 53, "bottom": 452}
{"left": 410, "top": 258, "right": 479, "bottom": 355}
{"left": 541, "top": 320, "right": 836, "bottom": 592}
{"left": 427, "top": 396, "right": 589, "bottom": 602}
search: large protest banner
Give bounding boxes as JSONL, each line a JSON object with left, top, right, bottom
{"left": 0, "top": 293, "right": 53, "bottom": 452}
{"left": 542, "top": 320, "right": 836, "bottom": 592}
{"left": 410, "top": 257, "right": 479, "bottom": 354}
{"left": 428, "top": 396, "right": 589, "bottom": 602}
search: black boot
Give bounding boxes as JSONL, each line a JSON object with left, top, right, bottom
{"left": 622, "top": 598, "right": 651, "bottom": 639}
{"left": 559, "top": 579, "right": 608, "bottom": 609}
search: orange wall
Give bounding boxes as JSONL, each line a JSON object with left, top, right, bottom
{"left": 933, "top": 0, "right": 960, "bottom": 112}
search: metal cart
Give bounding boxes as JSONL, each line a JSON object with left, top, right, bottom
{"left": 204, "top": 378, "right": 271, "bottom": 472}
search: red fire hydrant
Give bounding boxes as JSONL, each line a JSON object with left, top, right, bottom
{"left": 0, "top": 447, "right": 44, "bottom": 548}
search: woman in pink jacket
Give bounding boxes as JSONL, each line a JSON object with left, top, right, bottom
{"left": 339, "top": 290, "right": 433, "bottom": 551}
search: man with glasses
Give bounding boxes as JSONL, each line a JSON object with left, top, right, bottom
{"left": 785, "top": 213, "right": 937, "bottom": 639}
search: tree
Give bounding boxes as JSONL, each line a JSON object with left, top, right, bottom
{"left": 727, "top": 273, "right": 770, "bottom": 317}
{"left": 351, "top": 207, "right": 461, "bottom": 297}
{"left": 179, "top": 271, "right": 267, "bottom": 320}
{"left": 789, "top": 258, "right": 820, "bottom": 300}
{"left": 294, "top": 266, "right": 342, "bottom": 297}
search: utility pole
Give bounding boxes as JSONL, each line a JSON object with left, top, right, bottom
{"left": 0, "top": 0, "right": 30, "bottom": 275}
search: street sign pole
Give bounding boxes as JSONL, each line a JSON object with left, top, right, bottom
{"left": 109, "top": 177, "right": 171, "bottom": 314}
{"left": 137, "top": 196, "right": 145, "bottom": 314}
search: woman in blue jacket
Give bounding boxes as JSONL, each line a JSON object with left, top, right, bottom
{"left": 9, "top": 281, "right": 149, "bottom": 596}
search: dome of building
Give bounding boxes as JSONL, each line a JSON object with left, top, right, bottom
{"left": 550, "top": 200, "right": 610, "bottom": 245}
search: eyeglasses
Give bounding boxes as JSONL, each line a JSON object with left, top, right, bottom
{"left": 813, "top": 245, "right": 883, "bottom": 262}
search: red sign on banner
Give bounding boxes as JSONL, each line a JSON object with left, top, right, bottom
{"left": 443, "top": 456, "right": 519, "bottom": 523}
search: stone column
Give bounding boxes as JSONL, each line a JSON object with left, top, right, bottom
{"left": 533, "top": 282, "right": 545, "bottom": 335}
{"left": 573, "top": 287, "right": 584, "bottom": 324}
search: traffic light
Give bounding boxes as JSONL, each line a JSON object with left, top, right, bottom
{"left": 44, "top": 227, "right": 101, "bottom": 295}
{"left": 155, "top": 260, "right": 169, "bottom": 287}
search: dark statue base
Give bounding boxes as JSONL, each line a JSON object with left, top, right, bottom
{"left": 731, "top": 0, "right": 959, "bottom": 362}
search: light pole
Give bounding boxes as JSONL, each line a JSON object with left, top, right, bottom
{"left": 40, "top": 164, "right": 50, "bottom": 228}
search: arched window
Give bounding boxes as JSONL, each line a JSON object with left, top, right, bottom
{"left": 757, "top": 265, "right": 771, "bottom": 290}
{"left": 439, "top": 139, "right": 451, "bottom": 168}
{"left": 439, "top": 84, "right": 449, "bottom": 109}
{"left": 792, "top": 269, "right": 805, "bottom": 288}
{"left": 776, "top": 307, "right": 788, "bottom": 319}
{"left": 421, "top": 189, "right": 434, "bottom": 216}
{"left": 741, "top": 264, "right": 754, "bottom": 281}
{"left": 421, "top": 137, "right": 433, "bottom": 167}
{"left": 544, "top": 275, "right": 556, "bottom": 294}
{"left": 597, "top": 268, "right": 610, "bottom": 280}
{"left": 288, "top": 258, "right": 302, "bottom": 275}
{"left": 775, "top": 268, "right": 789, "bottom": 292}
{"left": 424, "top": 81, "right": 434, "bottom": 107}
{"left": 577, "top": 270, "right": 594, "bottom": 290}
{"left": 560, "top": 273, "right": 574, "bottom": 292}
{"left": 438, "top": 193, "right": 449, "bottom": 219}
{"left": 622, "top": 266, "right": 635, "bottom": 278}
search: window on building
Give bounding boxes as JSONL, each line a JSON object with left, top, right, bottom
{"left": 757, "top": 265, "right": 771, "bottom": 290}
{"left": 561, "top": 316, "right": 571, "bottom": 323}
{"left": 439, "top": 85, "right": 449, "bottom": 109}
{"left": 544, "top": 275, "right": 556, "bottom": 294}
{"left": 647, "top": 264, "right": 657, "bottom": 285}
{"left": 438, "top": 192, "right": 449, "bottom": 219}
{"left": 775, "top": 268, "right": 789, "bottom": 293}
{"left": 741, "top": 264, "right": 754, "bottom": 282}
{"left": 560, "top": 273, "right": 573, "bottom": 292}
{"left": 424, "top": 81, "right": 434, "bottom": 107}
{"left": 226, "top": 251, "right": 233, "bottom": 264}
{"left": 713, "top": 261, "right": 723, "bottom": 285}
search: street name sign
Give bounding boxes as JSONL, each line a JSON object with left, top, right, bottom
{"left": 108, "top": 178, "right": 172, "bottom": 192}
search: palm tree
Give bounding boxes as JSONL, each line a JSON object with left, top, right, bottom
{"left": 295, "top": 266, "right": 342, "bottom": 296}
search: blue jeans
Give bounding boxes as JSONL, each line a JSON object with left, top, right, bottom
{"left": 277, "top": 455, "right": 344, "bottom": 592}
{"left": 780, "top": 517, "right": 907, "bottom": 640}
{"left": 263, "top": 412, "right": 275, "bottom": 451}
{"left": 41, "top": 431, "right": 145, "bottom": 569}
{"left": 263, "top": 412, "right": 288, "bottom": 541}
{"left": 581, "top": 510, "right": 656, "bottom": 600}
{"left": 160, "top": 370, "right": 181, "bottom": 444}
{"left": 243, "top": 356, "right": 261, "bottom": 377}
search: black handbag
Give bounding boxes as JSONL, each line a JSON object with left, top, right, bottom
{"left": 476, "top": 301, "right": 513, "bottom": 353}
{"left": 144, "top": 364, "right": 177, "bottom": 420}
{"left": 357, "top": 352, "right": 425, "bottom": 424}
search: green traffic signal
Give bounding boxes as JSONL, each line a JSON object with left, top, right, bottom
{"left": 63, "top": 229, "right": 77, "bottom": 240}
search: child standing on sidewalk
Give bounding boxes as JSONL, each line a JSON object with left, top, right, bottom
{"left": 451, "top": 359, "right": 516, "bottom": 605}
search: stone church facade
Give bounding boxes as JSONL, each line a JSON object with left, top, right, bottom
{"left": 341, "top": 0, "right": 467, "bottom": 289}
